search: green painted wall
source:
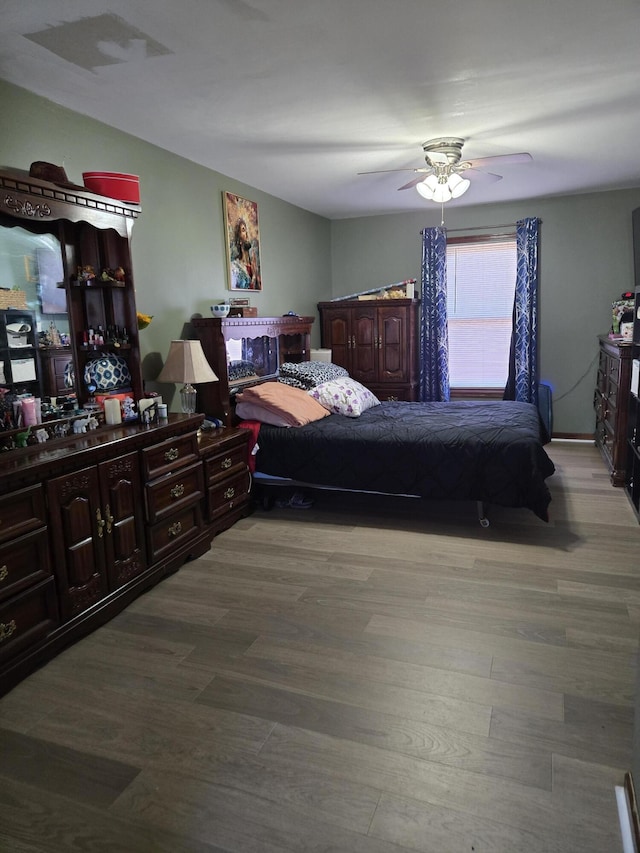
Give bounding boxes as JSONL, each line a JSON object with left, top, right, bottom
{"left": 331, "top": 190, "right": 640, "bottom": 435}
{"left": 0, "top": 80, "right": 332, "bottom": 409}
{"left": 3, "top": 79, "right": 640, "bottom": 433}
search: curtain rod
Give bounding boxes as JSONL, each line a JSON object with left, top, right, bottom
{"left": 420, "top": 223, "right": 515, "bottom": 235}
{"left": 446, "top": 223, "right": 517, "bottom": 233}
{"left": 420, "top": 219, "right": 542, "bottom": 235}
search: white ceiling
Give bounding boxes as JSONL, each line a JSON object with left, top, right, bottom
{"left": 2, "top": 0, "right": 640, "bottom": 220}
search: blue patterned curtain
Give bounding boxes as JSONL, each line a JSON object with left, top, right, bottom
{"left": 419, "top": 226, "right": 450, "bottom": 402}
{"left": 503, "top": 217, "right": 541, "bottom": 404}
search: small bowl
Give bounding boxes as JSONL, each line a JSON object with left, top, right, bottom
{"left": 211, "top": 303, "right": 230, "bottom": 318}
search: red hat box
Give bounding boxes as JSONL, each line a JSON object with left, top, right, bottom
{"left": 82, "top": 171, "right": 140, "bottom": 204}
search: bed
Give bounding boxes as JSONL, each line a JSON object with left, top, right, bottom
{"left": 236, "top": 374, "right": 555, "bottom": 525}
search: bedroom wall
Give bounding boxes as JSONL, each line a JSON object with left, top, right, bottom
{"left": 330, "top": 190, "right": 640, "bottom": 436}
{"left": 0, "top": 80, "right": 332, "bottom": 408}
{"left": 4, "top": 79, "right": 640, "bottom": 433}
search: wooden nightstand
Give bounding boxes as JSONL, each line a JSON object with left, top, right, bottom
{"left": 198, "top": 427, "right": 252, "bottom": 536}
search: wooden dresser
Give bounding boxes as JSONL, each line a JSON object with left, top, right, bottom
{"left": 0, "top": 414, "right": 251, "bottom": 696}
{"left": 594, "top": 335, "right": 633, "bottom": 485}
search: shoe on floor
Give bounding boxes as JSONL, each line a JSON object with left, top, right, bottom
{"left": 275, "top": 490, "right": 314, "bottom": 509}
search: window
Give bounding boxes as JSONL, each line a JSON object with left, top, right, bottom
{"left": 446, "top": 236, "right": 516, "bottom": 390}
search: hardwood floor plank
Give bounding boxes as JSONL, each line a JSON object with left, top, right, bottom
{"left": 259, "top": 723, "right": 616, "bottom": 848}
{"left": 489, "top": 702, "right": 631, "bottom": 767}
{"left": 369, "top": 790, "right": 573, "bottom": 853}
{"left": 0, "top": 729, "right": 140, "bottom": 808}
{"left": 0, "top": 776, "right": 227, "bottom": 853}
{"left": 0, "top": 441, "right": 634, "bottom": 852}
{"left": 195, "top": 669, "right": 493, "bottom": 738}
{"left": 111, "top": 766, "right": 410, "bottom": 852}
{"left": 246, "top": 636, "right": 565, "bottom": 720}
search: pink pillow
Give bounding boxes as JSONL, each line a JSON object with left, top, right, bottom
{"left": 235, "top": 399, "right": 293, "bottom": 427}
{"left": 237, "top": 382, "right": 330, "bottom": 427}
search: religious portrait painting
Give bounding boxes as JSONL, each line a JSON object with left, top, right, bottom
{"left": 223, "top": 192, "right": 262, "bottom": 291}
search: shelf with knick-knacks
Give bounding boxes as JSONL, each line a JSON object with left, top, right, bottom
{"left": 0, "top": 309, "right": 41, "bottom": 399}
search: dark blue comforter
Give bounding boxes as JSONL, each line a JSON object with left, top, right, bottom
{"left": 254, "top": 400, "right": 556, "bottom": 521}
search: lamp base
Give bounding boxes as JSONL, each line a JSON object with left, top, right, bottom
{"left": 180, "top": 382, "right": 197, "bottom": 414}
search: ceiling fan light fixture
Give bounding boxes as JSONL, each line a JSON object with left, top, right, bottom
{"left": 432, "top": 182, "right": 452, "bottom": 203}
{"left": 416, "top": 169, "right": 470, "bottom": 203}
{"left": 415, "top": 175, "right": 437, "bottom": 200}
{"left": 448, "top": 173, "right": 471, "bottom": 198}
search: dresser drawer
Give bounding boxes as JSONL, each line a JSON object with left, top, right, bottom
{"left": 607, "top": 357, "right": 620, "bottom": 386}
{"left": 145, "top": 461, "right": 204, "bottom": 524}
{"left": 0, "top": 528, "right": 52, "bottom": 604}
{"left": 0, "top": 578, "right": 59, "bottom": 664}
{"left": 207, "top": 468, "right": 251, "bottom": 522}
{"left": 141, "top": 432, "right": 199, "bottom": 481}
{"left": 147, "top": 504, "right": 203, "bottom": 564}
{"left": 204, "top": 442, "right": 248, "bottom": 485}
{"left": 0, "top": 484, "right": 47, "bottom": 545}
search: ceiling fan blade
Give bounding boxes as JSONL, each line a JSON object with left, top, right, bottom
{"left": 397, "top": 174, "right": 433, "bottom": 191}
{"left": 461, "top": 168, "right": 503, "bottom": 184}
{"left": 358, "top": 167, "right": 431, "bottom": 176}
{"left": 463, "top": 152, "right": 532, "bottom": 170}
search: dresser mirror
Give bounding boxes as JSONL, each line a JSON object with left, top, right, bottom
{"left": 0, "top": 165, "right": 143, "bottom": 438}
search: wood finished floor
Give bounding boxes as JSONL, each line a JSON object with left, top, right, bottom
{"left": 1, "top": 440, "right": 639, "bottom": 852}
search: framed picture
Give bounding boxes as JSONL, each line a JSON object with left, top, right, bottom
{"left": 223, "top": 192, "right": 262, "bottom": 291}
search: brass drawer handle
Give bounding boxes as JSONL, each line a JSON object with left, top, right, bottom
{"left": 224, "top": 487, "right": 235, "bottom": 500}
{"left": 170, "top": 483, "right": 185, "bottom": 499}
{"left": 168, "top": 521, "right": 182, "bottom": 537}
{"left": 0, "top": 565, "right": 8, "bottom": 582}
{"left": 96, "top": 508, "right": 105, "bottom": 538}
{"left": 221, "top": 457, "right": 232, "bottom": 470}
{"left": 165, "top": 448, "right": 179, "bottom": 462}
{"left": 0, "top": 619, "right": 17, "bottom": 643}
{"left": 105, "top": 504, "right": 114, "bottom": 535}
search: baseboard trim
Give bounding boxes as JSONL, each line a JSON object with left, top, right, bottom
{"left": 551, "top": 432, "right": 595, "bottom": 441}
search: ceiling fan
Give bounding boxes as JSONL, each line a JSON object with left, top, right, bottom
{"left": 359, "top": 137, "right": 532, "bottom": 202}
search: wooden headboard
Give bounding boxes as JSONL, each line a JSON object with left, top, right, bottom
{"left": 192, "top": 315, "right": 314, "bottom": 426}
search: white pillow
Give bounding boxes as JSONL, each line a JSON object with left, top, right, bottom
{"left": 309, "top": 377, "right": 380, "bottom": 417}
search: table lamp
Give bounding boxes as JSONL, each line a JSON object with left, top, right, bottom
{"left": 157, "top": 339, "right": 218, "bottom": 414}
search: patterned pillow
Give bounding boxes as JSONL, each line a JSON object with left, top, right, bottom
{"left": 278, "top": 360, "right": 349, "bottom": 390}
{"left": 309, "top": 377, "right": 380, "bottom": 417}
{"left": 228, "top": 360, "right": 258, "bottom": 382}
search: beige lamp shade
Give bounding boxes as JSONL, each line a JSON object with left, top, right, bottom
{"left": 157, "top": 340, "right": 219, "bottom": 385}
{"left": 157, "top": 339, "right": 218, "bottom": 414}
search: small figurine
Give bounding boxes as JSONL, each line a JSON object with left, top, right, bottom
{"left": 121, "top": 396, "right": 136, "bottom": 420}
{"left": 35, "top": 428, "right": 49, "bottom": 444}
{"left": 77, "top": 265, "right": 96, "bottom": 283}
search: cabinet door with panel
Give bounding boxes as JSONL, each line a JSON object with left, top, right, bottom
{"left": 98, "top": 452, "right": 147, "bottom": 591}
{"left": 318, "top": 299, "right": 419, "bottom": 401}
{"left": 47, "top": 450, "right": 147, "bottom": 619}
{"left": 46, "top": 465, "right": 107, "bottom": 621}
{"left": 0, "top": 484, "right": 58, "bottom": 666}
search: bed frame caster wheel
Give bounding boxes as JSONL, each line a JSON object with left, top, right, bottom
{"left": 476, "top": 501, "right": 490, "bottom": 527}
{"left": 260, "top": 491, "right": 275, "bottom": 511}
